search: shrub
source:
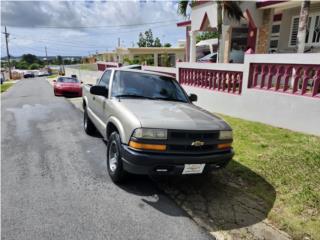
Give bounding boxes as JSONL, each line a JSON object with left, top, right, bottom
{"left": 29, "top": 63, "right": 40, "bottom": 70}
{"left": 15, "top": 61, "right": 29, "bottom": 69}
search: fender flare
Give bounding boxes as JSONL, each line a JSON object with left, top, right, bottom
{"left": 82, "top": 96, "right": 88, "bottom": 109}
{"left": 106, "top": 116, "right": 126, "bottom": 143}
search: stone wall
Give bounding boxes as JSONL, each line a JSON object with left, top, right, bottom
{"left": 256, "top": 9, "right": 273, "bottom": 53}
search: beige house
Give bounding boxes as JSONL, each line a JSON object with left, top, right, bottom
{"left": 177, "top": 1, "right": 320, "bottom": 63}
{"left": 95, "top": 46, "right": 185, "bottom": 67}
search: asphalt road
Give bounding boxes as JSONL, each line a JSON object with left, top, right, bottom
{"left": 1, "top": 78, "right": 213, "bottom": 240}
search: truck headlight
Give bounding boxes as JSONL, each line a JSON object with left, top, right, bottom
{"left": 132, "top": 128, "right": 167, "bottom": 140}
{"left": 219, "top": 131, "right": 233, "bottom": 140}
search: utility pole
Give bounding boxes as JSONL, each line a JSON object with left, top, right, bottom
{"left": 4, "top": 26, "right": 12, "bottom": 79}
{"left": 45, "top": 46, "right": 49, "bottom": 67}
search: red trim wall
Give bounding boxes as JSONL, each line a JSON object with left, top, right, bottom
{"left": 199, "top": 12, "right": 209, "bottom": 31}
{"left": 273, "top": 13, "right": 282, "bottom": 21}
{"left": 177, "top": 20, "right": 191, "bottom": 27}
{"left": 256, "top": 1, "right": 287, "bottom": 8}
{"left": 246, "top": 10, "right": 257, "bottom": 52}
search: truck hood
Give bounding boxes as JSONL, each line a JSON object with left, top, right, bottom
{"left": 118, "top": 99, "right": 231, "bottom": 130}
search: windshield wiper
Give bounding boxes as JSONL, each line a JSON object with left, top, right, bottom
{"left": 114, "top": 94, "right": 154, "bottom": 99}
{"left": 152, "top": 97, "right": 186, "bottom": 103}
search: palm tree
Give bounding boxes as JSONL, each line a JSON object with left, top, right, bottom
{"left": 297, "top": 0, "right": 310, "bottom": 53}
{"left": 178, "top": 0, "right": 243, "bottom": 62}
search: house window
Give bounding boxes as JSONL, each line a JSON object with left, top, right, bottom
{"left": 312, "top": 15, "right": 320, "bottom": 43}
{"left": 269, "top": 18, "right": 281, "bottom": 52}
{"left": 289, "top": 14, "right": 320, "bottom": 47}
{"left": 270, "top": 39, "right": 278, "bottom": 48}
{"left": 272, "top": 25, "right": 280, "bottom": 35}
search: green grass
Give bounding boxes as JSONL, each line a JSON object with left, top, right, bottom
{"left": 221, "top": 115, "right": 320, "bottom": 239}
{"left": 47, "top": 74, "right": 58, "bottom": 79}
{"left": 1, "top": 82, "right": 14, "bottom": 93}
{"left": 79, "top": 64, "right": 97, "bottom": 71}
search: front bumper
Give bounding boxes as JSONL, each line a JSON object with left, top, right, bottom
{"left": 120, "top": 144, "right": 234, "bottom": 175}
{"left": 55, "top": 88, "right": 82, "bottom": 97}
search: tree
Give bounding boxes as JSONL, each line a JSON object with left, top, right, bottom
{"left": 144, "top": 29, "right": 154, "bottom": 47}
{"left": 154, "top": 37, "right": 162, "bottom": 47}
{"left": 137, "top": 29, "right": 167, "bottom": 48}
{"left": 196, "top": 31, "right": 219, "bottom": 43}
{"left": 297, "top": 0, "right": 310, "bottom": 53}
{"left": 178, "top": 0, "right": 190, "bottom": 18}
{"left": 11, "top": 60, "right": 17, "bottom": 68}
{"left": 16, "top": 60, "right": 29, "bottom": 70}
{"left": 57, "top": 55, "right": 63, "bottom": 65}
{"left": 21, "top": 54, "right": 38, "bottom": 65}
{"left": 178, "top": 0, "right": 243, "bottom": 62}
{"left": 29, "top": 63, "right": 40, "bottom": 70}
{"left": 137, "top": 29, "right": 171, "bottom": 47}
{"left": 137, "top": 33, "right": 146, "bottom": 47}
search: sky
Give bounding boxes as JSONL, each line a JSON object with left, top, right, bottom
{"left": 1, "top": 0, "right": 186, "bottom": 57}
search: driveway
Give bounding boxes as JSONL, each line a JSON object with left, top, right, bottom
{"left": 1, "top": 78, "right": 213, "bottom": 240}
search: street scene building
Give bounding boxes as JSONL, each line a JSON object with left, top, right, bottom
{"left": 1, "top": 1, "right": 320, "bottom": 240}
{"left": 178, "top": 1, "right": 320, "bottom": 62}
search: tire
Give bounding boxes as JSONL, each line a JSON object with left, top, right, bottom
{"left": 83, "top": 107, "right": 96, "bottom": 135}
{"left": 107, "top": 132, "right": 127, "bottom": 183}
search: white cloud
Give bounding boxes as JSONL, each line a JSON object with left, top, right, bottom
{"left": 1, "top": 0, "right": 185, "bottom": 56}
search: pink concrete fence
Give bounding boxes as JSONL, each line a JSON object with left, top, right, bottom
{"left": 97, "top": 62, "right": 122, "bottom": 71}
{"left": 248, "top": 63, "right": 320, "bottom": 98}
{"left": 178, "top": 68, "right": 243, "bottom": 95}
{"left": 141, "top": 66, "right": 177, "bottom": 78}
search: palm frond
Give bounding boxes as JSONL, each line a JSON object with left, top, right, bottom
{"left": 177, "top": 0, "right": 190, "bottom": 17}
{"left": 222, "top": 1, "right": 244, "bottom": 22}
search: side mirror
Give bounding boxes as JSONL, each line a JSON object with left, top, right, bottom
{"left": 53, "top": 80, "right": 56, "bottom": 82}
{"left": 189, "top": 93, "right": 197, "bottom": 102}
{"left": 81, "top": 81, "right": 83, "bottom": 84}
{"left": 90, "top": 85, "right": 108, "bottom": 97}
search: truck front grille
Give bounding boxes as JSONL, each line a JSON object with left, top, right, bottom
{"left": 166, "top": 130, "right": 221, "bottom": 154}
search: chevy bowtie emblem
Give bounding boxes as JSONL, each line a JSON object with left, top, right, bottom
{"left": 191, "top": 141, "right": 204, "bottom": 147}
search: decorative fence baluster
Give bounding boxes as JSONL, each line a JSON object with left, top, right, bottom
{"left": 178, "top": 68, "right": 243, "bottom": 95}
{"left": 247, "top": 63, "right": 319, "bottom": 98}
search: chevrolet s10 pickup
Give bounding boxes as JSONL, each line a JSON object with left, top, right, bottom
{"left": 82, "top": 69, "right": 234, "bottom": 183}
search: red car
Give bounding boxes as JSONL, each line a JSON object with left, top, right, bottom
{"left": 53, "top": 77, "right": 82, "bottom": 97}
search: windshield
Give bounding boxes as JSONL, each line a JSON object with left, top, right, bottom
{"left": 111, "top": 71, "right": 188, "bottom": 102}
{"left": 57, "top": 77, "right": 79, "bottom": 83}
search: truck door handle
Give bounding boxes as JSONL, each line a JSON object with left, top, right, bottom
{"left": 93, "top": 96, "right": 95, "bottom": 101}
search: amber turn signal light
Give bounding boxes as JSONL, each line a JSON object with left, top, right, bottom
{"left": 129, "top": 141, "right": 166, "bottom": 151}
{"left": 217, "top": 143, "right": 232, "bottom": 149}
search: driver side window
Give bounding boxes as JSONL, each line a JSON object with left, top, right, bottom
{"left": 98, "top": 70, "right": 111, "bottom": 88}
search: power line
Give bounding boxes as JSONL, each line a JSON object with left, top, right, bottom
{"left": 8, "top": 22, "right": 176, "bottom": 52}
{"left": 4, "top": 19, "right": 179, "bottom": 29}
{"left": 8, "top": 21, "right": 174, "bottom": 48}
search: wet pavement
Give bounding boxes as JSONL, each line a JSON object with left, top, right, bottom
{"left": 1, "top": 78, "right": 213, "bottom": 240}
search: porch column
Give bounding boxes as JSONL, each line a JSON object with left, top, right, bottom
{"left": 154, "top": 53, "right": 158, "bottom": 66}
{"left": 297, "top": 0, "right": 310, "bottom": 53}
{"left": 186, "top": 26, "right": 191, "bottom": 61}
{"left": 256, "top": 9, "right": 273, "bottom": 53}
{"left": 223, "top": 26, "right": 232, "bottom": 63}
{"left": 189, "top": 30, "right": 197, "bottom": 63}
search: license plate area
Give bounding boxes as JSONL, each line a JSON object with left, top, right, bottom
{"left": 182, "top": 164, "right": 205, "bottom": 175}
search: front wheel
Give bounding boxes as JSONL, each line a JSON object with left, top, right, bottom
{"left": 107, "top": 132, "right": 127, "bottom": 183}
{"left": 83, "top": 108, "right": 96, "bottom": 135}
